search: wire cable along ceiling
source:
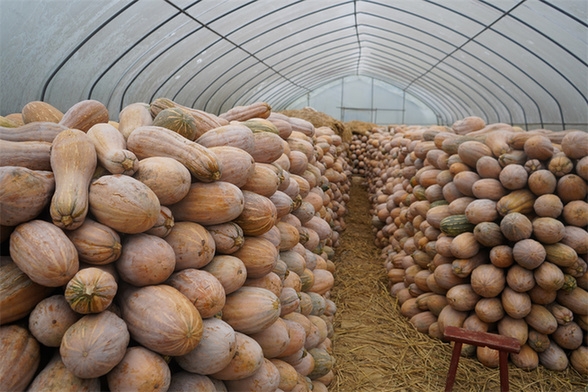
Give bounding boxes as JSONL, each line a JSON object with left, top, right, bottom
{"left": 1, "top": 0, "right": 586, "bottom": 129}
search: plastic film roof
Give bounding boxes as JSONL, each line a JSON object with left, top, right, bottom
{"left": 1, "top": 0, "right": 586, "bottom": 129}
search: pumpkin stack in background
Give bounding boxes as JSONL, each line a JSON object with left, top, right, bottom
{"left": 0, "top": 97, "right": 350, "bottom": 391}
{"left": 347, "top": 119, "right": 587, "bottom": 374}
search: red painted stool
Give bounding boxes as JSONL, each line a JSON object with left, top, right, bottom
{"left": 443, "top": 326, "right": 521, "bottom": 392}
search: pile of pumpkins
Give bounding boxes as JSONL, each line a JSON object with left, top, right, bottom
{"left": 0, "top": 97, "right": 350, "bottom": 391}
{"left": 350, "top": 119, "right": 587, "bottom": 374}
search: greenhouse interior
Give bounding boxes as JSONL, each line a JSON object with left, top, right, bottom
{"left": 0, "top": 0, "right": 587, "bottom": 391}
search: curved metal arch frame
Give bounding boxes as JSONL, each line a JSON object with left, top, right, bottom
{"left": 34, "top": 0, "right": 586, "bottom": 128}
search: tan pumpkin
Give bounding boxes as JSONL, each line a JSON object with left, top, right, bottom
{"left": 538, "top": 341, "right": 568, "bottom": 371}
{"left": 149, "top": 98, "right": 224, "bottom": 136}
{"left": 271, "top": 190, "right": 296, "bottom": 219}
{"left": 449, "top": 232, "right": 479, "bottom": 259}
{"left": 132, "top": 156, "right": 191, "bottom": 205}
{"left": 470, "top": 264, "right": 505, "bottom": 297}
{"left": 175, "top": 317, "right": 236, "bottom": 375}
{"left": 533, "top": 194, "right": 564, "bottom": 218}
{"left": 557, "top": 174, "right": 587, "bottom": 203}
{"left": 22, "top": 101, "right": 63, "bottom": 123}
{"left": 512, "top": 239, "right": 545, "bottom": 269}
{"left": 211, "top": 331, "right": 264, "bottom": 381}
{"left": 119, "top": 284, "right": 203, "bottom": 356}
{"left": 570, "top": 346, "right": 588, "bottom": 375}
{"left": 167, "top": 269, "right": 225, "bottom": 318}
{"left": 0, "top": 121, "right": 67, "bottom": 142}
{"left": 196, "top": 123, "right": 255, "bottom": 154}
{"left": 222, "top": 286, "right": 281, "bottom": 334}
{"left": 65, "top": 218, "right": 121, "bottom": 265}
{"left": 241, "top": 162, "right": 281, "bottom": 197}
{"left": 87, "top": 123, "right": 138, "bottom": 175}
{"left": 27, "top": 352, "right": 101, "bottom": 392}
{"left": 246, "top": 271, "right": 283, "bottom": 297}
{"left": 457, "top": 141, "right": 492, "bottom": 168}
{"left": 506, "top": 264, "right": 535, "bottom": 292}
{"left": 498, "top": 164, "right": 528, "bottom": 190}
{"left": 557, "top": 286, "right": 588, "bottom": 315}
{"left": 474, "top": 297, "right": 504, "bottom": 323}
{"left": 233, "top": 191, "right": 278, "bottom": 236}
{"left": 473, "top": 222, "right": 504, "bottom": 247}
{"left": 523, "top": 135, "right": 554, "bottom": 160}
{"left": 203, "top": 255, "right": 247, "bottom": 295}
{"left": 249, "top": 317, "right": 291, "bottom": 359}
{"left": 58, "top": 100, "right": 109, "bottom": 132}
{"left": 271, "top": 359, "right": 299, "bottom": 391}
{"left": 28, "top": 295, "right": 80, "bottom": 347}
{"left": 446, "top": 284, "right": 480, "bottom": 311}
{"left": 464, "top": 199, "right": 498, "bottom": 224}
{"left": 0, "top": 256, "right": 53, "bottom": 326}
{"left": 561, "top": 130, "right": 588, "bottom": 159}
{"left": 500, "top": 212, "right": 532, "bottom": 242}
{"left": 437, "top": 305, "right": 468, "bottom": 332}
{"left": 60, "top": 311, "right": 129, "bottom": 378}
{"left": 163, "top": 221, "right": 215, "bottom": 271}
{"left": 562, "top": 200, "right": 588, "bottom": 227}
{"left": 117, "top": 102, "right": 153, "bottom": 140}
{"left": 525, "top": 304, "right": 558, "bottom": 335}
{"left": 232, "top": 236, "right": 278, "bottom": 279}
{"left": 0, "top": 139, "right": 52, "bottom": 170}
{"left": 562, "top": 225, "right": 588, "bottom": 254}
{"left": 89, "top": 174, "right": 160, "bottom": 233}
{"left": 50, "top": 129, "right": 97, "bottom": 230}
{"left": 145, "top": 206, "right": 174, "bottom": 238}
{"left": 65, "top": 267, "right": 117, "bottom": 314}
{"left": 170, "top": 182, "right": 244, "bottom": 225}
{"left": 531, "top": 217, "right": 565, "bottom": 244}
{"left": 0, "top": 324, "right": 41, "bottom": 391}
{"left": 251, "top": 131, "right": 285, "bottom": 164}
{"left": 115, "top": 234, "right": 176, "bottom": 286}
{"left": 497, "top": 315, "right": 528, "bottom": 346}
{"left": 501, "top": 287, "right": 531, "bottom": 319}
{"left": 510, "top": 344, "right": 538, "bottom": 371}
{"left": 127, "top": 125, "right": 221, "bottom": 182}
{"left": 205, "top": 222, "right": 245, "bottom": 254}
{"left": 309, "top": 269, "right": 335, "bottom": 295}
{"left": 0, "top": 166, "right": 54, "bottom": 226}
{"left": 452, "top": 116, "right": 485, "bottom": 134}
{"left": 219, "top": 102, "right": 271, "bottom": 122}
{"left": 209, "top": 145, "right": 255, "bottom": 187}
{"left": 471, "top": 178, "right": 508, "bottom": 201}
{"left": 106, "top": 346, "right": 171, "bottom": 392}
{"left": 9, "top": 220, "right": 78, "bottom": 287}
{"left": 433, "top": 263, "right": 468, "bottom": 290}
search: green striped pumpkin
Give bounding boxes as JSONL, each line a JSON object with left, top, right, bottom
{"left": 242, "top": 118, "right": 279, "bottom": 135}
{"left": 440, "top": 214, "right": 476, "bottom": 236}
{"left": 152, "top": 107, "right": 197, "bottom": 140}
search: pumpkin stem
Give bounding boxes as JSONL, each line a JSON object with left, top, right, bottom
{"left": 61, "top": 215, "right": 74, "bottom": 228}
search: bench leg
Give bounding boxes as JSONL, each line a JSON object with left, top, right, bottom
{"left": 499, "top": 351, "right": 509, "bottom": 392}
{"left": 445, "top": 342, "right": 462, "bottom": 392}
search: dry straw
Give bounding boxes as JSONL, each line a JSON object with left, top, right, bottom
{"left": 329, "top": 176, "right": 586, "bottom": 392}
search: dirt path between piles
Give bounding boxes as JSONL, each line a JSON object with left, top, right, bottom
{"left": 328, "top": 176, "right": 586, "bottom": 392}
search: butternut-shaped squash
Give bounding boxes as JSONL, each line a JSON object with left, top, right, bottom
{"left": 117, "top": 102, "right": 153, "bottom": 140}
{"left": 0, "top": 121, "right": 68, "bottom": 142}
{"left": 87, "top": 123, "right": 138, "bottom": 175}
{"left": 127, "top": 125, "right": 221, "bottom": 182}
{"left": 219, "top": 102, "right": 271, "bottom": 122}
{"left": 0, "top": 139, "right": 51, "bottom": 170}
{"left": 50, "top": 129, "right": 97, "bottom": 230}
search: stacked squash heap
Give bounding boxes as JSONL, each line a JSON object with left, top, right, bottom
{"left": 351, "top": 119, "right": 587, "bottom": 374}
{"left": 0, "top": 97, "right": 351, "bottom": 392}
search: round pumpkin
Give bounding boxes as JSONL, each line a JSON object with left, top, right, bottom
{"left": 203, "top": 255, "right": 247, "bottom": 295}
{"left": 164, "top": 221, "right": 216, "bottom": 271}
{"left": 65, "top": 267, "right": 117, "bottom": 314}
{"left": 107, "top": 346, "right": 171, "bottom": 392}
{"left": 60, "top": 311, "right": 129, "bottom": 378}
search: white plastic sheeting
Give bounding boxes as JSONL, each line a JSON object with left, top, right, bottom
{"left": 0, "top": 0, "right": 586, "bottom": 129}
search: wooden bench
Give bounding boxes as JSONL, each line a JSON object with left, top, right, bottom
{"left": 443, "top": 326, "right": 521, "bottom": 392}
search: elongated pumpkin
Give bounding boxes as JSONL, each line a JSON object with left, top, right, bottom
{"left": 22, "top": 101, "right": 63, "bottom": 124}
{"left": 0, "top": 139, "right": 51, "bottom": 170}
{"left": 219, "top": 102, "right": 271, "bottom": 122}
{"left": 58, "top": 100, "right": 109, "bottom": 132}
{"left": 0, "top": 166, "right": 54, "bottom": 227}
{"left": 195, "top": 123, "right": 255, "bottom": 154}
{"left": 150, "top": 97, "right": 224, "bottom": 138}
{"left": 65, "top": 218, "right": 121, "bottom": 265}
{"left": 170, "top": 182, "right": 244, "bottom": 225}
{"left": 127, "top": 125, "right": 221, "bottom": 182}
{"left": 117, "top": 102, "right": 153, "bottom": 140}
{"left": 107, "top": 347, "right": 171, "bottom": 392}
{"left": 89, "top": 174, "right": 160, "bottom": 234}
{"left": 87, "top": 123, "right": 138, "bottom": 175}
{"left": 9, "top": 220, "right": 79, "bottom": 287}
{"left": 0, "top": 121, "right": 68, "bottom": 142}
{"left": 50, "top": 129, "right": 97, "bottom": 230}
{"left": 0, "top": 325, "right": 41, "bottom": 391}
{"left": 27, "top": 352, "right": 101, "bottom": 392}
{"left": 222, "top": 286, "right": 281, "bottom": 334}
{"left": 119, "top": 284, "right": 203, "bottom": 356}
{"left": 0, "top": 257, "right": 53, "bottom": 325}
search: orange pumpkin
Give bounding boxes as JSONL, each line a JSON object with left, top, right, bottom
{"left": 222, "top": 287, "right": 281, "bottom": 334}
{"left": 0, "top": 324, "right": 41, "bottom": 391}
{"left": 166, "top": 269, "right": 226, "bottom": 318}
{"left": 107, "top": 346, "right": 170, "bottom": 392}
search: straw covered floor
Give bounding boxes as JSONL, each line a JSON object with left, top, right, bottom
{"left": 328, "top": 176, "right": 587, "bottom": 392}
